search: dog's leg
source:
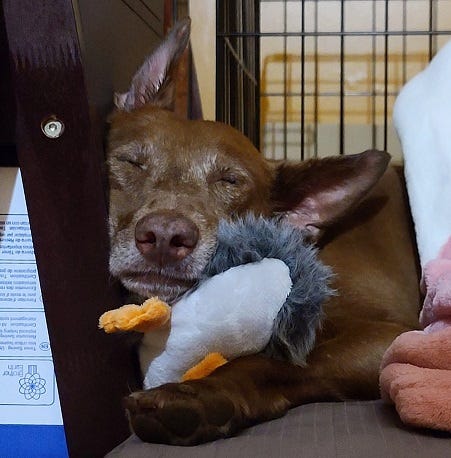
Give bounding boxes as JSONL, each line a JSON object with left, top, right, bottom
{"left": 124, "top": 320, "right": 412, "bottom": 446}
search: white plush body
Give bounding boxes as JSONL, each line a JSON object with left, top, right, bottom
{"left": 140, "top": 258, "right": 292, "bottom": 389}
{"left": 393, "top": 40, "right": 451, "bottom": 267}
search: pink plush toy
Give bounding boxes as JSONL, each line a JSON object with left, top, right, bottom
{"left": 419, "top": 237, "right": 451, "bottom": 333}
{"left": 380, "top": 40, "right": 451, "bottom": 434}
{"left": 380, "top": 238, "right": 451, "bottom": 432}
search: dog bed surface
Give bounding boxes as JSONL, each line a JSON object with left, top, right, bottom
{"left": 107, "top": 400, "right": 450, "bottom": 458}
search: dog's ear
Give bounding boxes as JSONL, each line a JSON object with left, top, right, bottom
{"left": 272, "top": 149, "right": 390, "bottom": 241}
{"left": 114, "top": 18, "right": 191, "bottom": 111}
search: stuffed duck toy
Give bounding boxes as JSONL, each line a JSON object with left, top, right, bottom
{"left": 100, "top": 216, "right": 332, "bottom": 389}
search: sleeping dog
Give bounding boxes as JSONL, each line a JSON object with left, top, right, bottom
{"left": 107, "top": 18, "right": 421, "bottom": 445}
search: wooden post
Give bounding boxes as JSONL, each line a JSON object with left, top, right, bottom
{"left": 2, "top": 1, "right": 137, "bottom": 456}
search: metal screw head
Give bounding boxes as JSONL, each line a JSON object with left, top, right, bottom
{"left": 41, "top": 116, "right": 64, "bottom": 138}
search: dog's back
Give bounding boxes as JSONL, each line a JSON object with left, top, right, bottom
{"left": 311, "top": 166, "right": 420, "bottom": 400}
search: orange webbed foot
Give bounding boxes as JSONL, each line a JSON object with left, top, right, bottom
{"left": 99, "top": 297, "right": 171, "bottom": 333}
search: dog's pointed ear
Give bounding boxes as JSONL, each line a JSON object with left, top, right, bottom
{"left": 272, "top": 150, "right": 390, "bottom": 241}
{"left": 115, "top": 17, "right": 191, "bottom": 111}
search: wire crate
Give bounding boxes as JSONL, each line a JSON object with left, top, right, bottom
{"left": 216, "top": 0, "right": 451, "bottom": 161}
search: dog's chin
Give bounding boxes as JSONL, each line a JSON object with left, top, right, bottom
{"left": 120, "top": 271, "right": 198, "bottom": 304}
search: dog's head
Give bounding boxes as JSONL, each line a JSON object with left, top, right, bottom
{"left": 107, "top": 18, "right": 389, "bottom": 303}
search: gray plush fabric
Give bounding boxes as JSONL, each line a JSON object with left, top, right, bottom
{"left": 200, "top": 215, "right": 333, "bottom": 365}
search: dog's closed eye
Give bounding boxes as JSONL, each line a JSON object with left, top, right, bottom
{"left": 117, "top": 155, "right": 146, "bottom": 170}
{"left": 208, "top": 169, "right": 242, "bottom": 187}
{"left": 219, "top": 173, "right": 238, "bottom": 185}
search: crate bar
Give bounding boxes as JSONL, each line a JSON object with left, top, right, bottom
{"left": 283, "top": 0, "right": 288, "bottom": 159}
{"left": 254, "top": 0, "right": 261, "bottom": 150}
{"left": 313, "top": 0, "right": 319, "bottom": 158}
{"left": 217, "top": 30, "right": 451, "bottom": 37}
{"left": 262, "top": 90, "right": 401, "bottom": 97}
{"left": 402, "top": 0, "right": 407, "bottom": 85}
{"left": 371, "top": 0, "right": 377, "bottom": 149}
{"left": 300, "top": 0, "right": 306, "bottom": 160}
{"left": 383, "top": 0, "right": 389, "bottom": 151}
{"left": 339, "top": 1, "right": 345, "bottom": 155}
{"left": 429, "top": 0, "right": 434, "bottom": 61}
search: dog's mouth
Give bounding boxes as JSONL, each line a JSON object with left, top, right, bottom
{"left": 125, "top": 270, "right": 196, "bottom": 289}
{"left": 120, "top": 269, "right": 198, "bottom": 303}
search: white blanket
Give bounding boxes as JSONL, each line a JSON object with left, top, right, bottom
{"left": 393, "top": 40, "right": 451, "bottom": 267}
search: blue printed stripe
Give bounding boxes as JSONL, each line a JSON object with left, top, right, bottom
{"left": 0, "top": 425, "right": 68, "bottom": 458}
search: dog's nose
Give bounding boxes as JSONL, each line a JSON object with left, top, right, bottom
{"left": 135, "top": 211, "right": 199, "bottom": 266}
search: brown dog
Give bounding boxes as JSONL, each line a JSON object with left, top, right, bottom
{"left": 107, "top": 19, "right": 421, "bottom": 445}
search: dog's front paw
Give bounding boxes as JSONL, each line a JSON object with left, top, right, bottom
{"left": 123, "top": 381, "right": 241, "bottom": 445}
